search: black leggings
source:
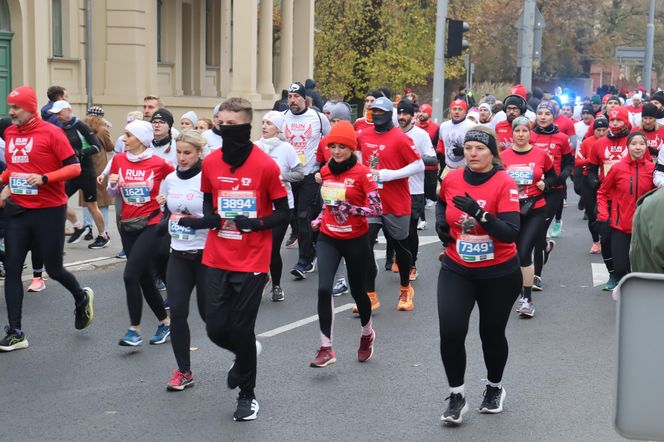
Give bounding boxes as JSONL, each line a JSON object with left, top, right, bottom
{"left": 206, "top": 268, "right": 268, "bottom": 394}
{"left": 166, "top": 251, "right": 206, "bottom": 373}
{"left": 119, "top": 224, "right": 167, "bottom": 326}
{"left": 534, "top": 188, "right": 565, "bottom": 277}
{"left": 367, "top": 223, "right": 412, "bottom": 290}
{"left": 611, "top": 228, "right": 631, "bottom": 282}
{"left": 5, "top": 205, "right": 85, "bottom": 330}
{"left": 555, "top": 182, "right": 567, "bottom": 221}
{"left": 270, "top": 215, "right": 290, "bottom": 286}
{"left": 516, "top": 211, "right": 546, "bottom": 267}
{"left": 582, "top": 180, "right": 600, "bottom": 242}
{"left": 437, "top": 266, "right": 522, "bottom": 387}
{"left": 317, "top": 234, "right": 372, "bottom": 340}
{"left": 292, "top": 175, "right": 321, "bottom": 264}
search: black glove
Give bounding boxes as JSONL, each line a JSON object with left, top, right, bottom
{"left": 178, "top": 215, "right": 220, "bottom": 230}
{"left": 234, "top": 215, "right": 261, "bottom": 232}
{"left": 452, "top": 192, "right": 483, "bottom": 218}
{"left": 452, "top": 146, "right": 464, "bottom": 157}
{"left": 595, "top": 220, "right": 610, "bottom": 239}
{"left": 436, "top": 221, "right": 454, "bottom": 244}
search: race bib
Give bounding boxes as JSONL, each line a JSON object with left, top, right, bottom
{"left": 218, "top": 190, "right": 257, "bottom": 219}
{"left": 603, "top": 160, "right": 619, "bottom": 176}
{"left": 321, "top": 181, "right": 346, "bottom": 206}
{"left": 456, "top": 234, "right": 495, "bottom": 262}
{"left": 168, "top": 215, "right": 196, "bottom": 241}
{"left": 9, "top": 173, "right": 38, "bottom": 195}
{"left": 507, "top": 166, "right": 534, "bottom": 185}
{"left": 121, "top": 181, "right": 150, "bottom": 204}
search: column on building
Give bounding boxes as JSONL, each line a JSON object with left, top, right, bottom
{"left": 277, "top": 0, "right": 293, "bottom": 91}
{"left": 229, "top": 0, "right": 258, "bottom": 98}
{"left": 292, "top": 0, "right": 314, "bottom": 82}
{"left": 257, "top": 0, "right": 274, "bottom": 97}
{"left": 218, "top": 0, "right": 232, "bottom": 97}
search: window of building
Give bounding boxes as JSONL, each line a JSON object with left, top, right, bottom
{"left": 206, "top": 0, "right": 220, "bottom": 66}
{"left": 157, "top": 0, "right": 163, "bottom": 62}
{"left": 52, "top": 0, "right": 63, "bottom": 57}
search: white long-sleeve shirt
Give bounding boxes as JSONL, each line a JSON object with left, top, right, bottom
{"left": 403, "top": 125, "right": 435, "bottom": 195}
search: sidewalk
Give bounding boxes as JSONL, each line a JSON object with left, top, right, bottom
{"left": 12, "top": 202, "right": 126, "bottom": 283}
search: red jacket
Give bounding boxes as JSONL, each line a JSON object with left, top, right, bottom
{"left": 495, "top": 120, "right": 513, "bottom": 151}
{"left": 575, "top": 135, "right": 597, "bottom": 176}
{"left": 597, "top": 155, "right": 655, "bottom": 234}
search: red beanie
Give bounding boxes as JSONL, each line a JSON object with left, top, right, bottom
{"left": 511, "top": 84, "right": 527, "bottom": 99}
{"left": 327, "top": 120, "right": 357, "bottom": 150}
{"left": 419, "top": 104, "right": 433, "bottom": 116}
{"left": 608, "top": 106, "right": 631, "bottom": 129}
{"left": 7, "top": 86, "right": 38, "bottom": 115}
{"left": 450, "top": 98, "right": 468, "bottom": 112}
{"left": 602, "top": 93, "right": 612, "bottom": 104}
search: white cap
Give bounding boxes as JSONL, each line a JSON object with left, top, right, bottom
{"left": 48, "top": 100, "right": 72, "bottom": 114}
{"left": 125, "top": 120, "right": 154, "bottom": 147}
{"left": 181, "top": 111, "right": 198, "bottom": 125}
{"left": 263, "top": 111, "right": 285, "bottom": 133}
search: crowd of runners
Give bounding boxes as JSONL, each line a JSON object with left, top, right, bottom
{"left": 0, "top": 80, "right": 662, "bottom": 424}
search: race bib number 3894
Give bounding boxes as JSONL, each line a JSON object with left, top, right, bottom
{"left": 218, "top": 190, "right": 257, "bottom": 219}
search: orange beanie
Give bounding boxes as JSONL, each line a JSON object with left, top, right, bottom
{"left": 326, "top": 120, "right": 357, "bottom": 150}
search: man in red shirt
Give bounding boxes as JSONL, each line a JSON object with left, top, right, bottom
{"left": 495, "top": 94, "right": 528, "bottom": 151}
{"left": 0, "top": 86, "right": 94, "bottom": 352}
{"left": 358, "top": 97, "right": 424, "bottom": 312}
{"left": 181, "top": 97, "right": 288, "bottom": 421}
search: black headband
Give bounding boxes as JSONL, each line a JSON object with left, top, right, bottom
{"left": 465, "top": 129, "right": 498, "bottom": 156}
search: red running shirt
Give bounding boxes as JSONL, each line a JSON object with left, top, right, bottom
{"left": 495, "top": 120, "right": 514, "bottom": 151}
{"left": 500, "top": 147, "right": 553, "bottom": 209}
{"left": 354, "top": 118, "right": 373, "bottom": 132}
{"left": 201, "top": 147, "right": 287, "bottom": 273}
{"left": 320, "top": 162, "right": 377, "bottom": 239}
{"left": 109, "top": 153, "right": 174, "bottom": 224}
{"left": 633, "top": 126, "right": 664, "bottom": 157}
{"left": 358, "top": 126, "right": 421, "bottom": 216}
{"left": 3, "top": 120, "right": 77, "bottom": 209}
{"left": 316, "top": 136, "right": 331, "bottom": 163}
{"left": 439, "top": 169, "right": 520, "bottom": 268}
{"left": 589, "top": 135, "right": 628, "bottom": 181}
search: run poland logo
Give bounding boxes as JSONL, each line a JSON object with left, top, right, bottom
{"left": 8, "top": 137, "right": 33, "bottom": 163}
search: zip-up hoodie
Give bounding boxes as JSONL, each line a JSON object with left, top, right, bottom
{"left": 597, "top": 154, "right": 655, "bottom": 234}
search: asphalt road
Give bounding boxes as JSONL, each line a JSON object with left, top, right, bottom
{"left": 0, "top": 196, "right": 627, "bottom": 442}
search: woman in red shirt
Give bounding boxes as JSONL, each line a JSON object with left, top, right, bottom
{"left": 310, "top": 121, "right": 382, "bottom": 368}
{"left": 436, "top": 126, "right": 522, "bottom": 424}
{"left": 500, "top": 117, "right": 557, "bottom": 317}
{"left": 597, "top": 131, "right": 655, "bottom": 286}
{"left": 107, "top": 120, "right": 174, "bottom": 347}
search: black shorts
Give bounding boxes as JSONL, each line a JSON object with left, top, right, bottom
{"left": 66, "top": 167, "right": 97, "bottom": 202}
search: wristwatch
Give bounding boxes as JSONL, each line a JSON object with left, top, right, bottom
{"left": 41, "top": 175, "right": 48, "bottom": 184}
{"left": 479, "top": 210, "right": 489, "bottom": 223}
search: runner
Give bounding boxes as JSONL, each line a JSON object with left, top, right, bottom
{"left": 396, "top": 99, "right": 436, "bottom": 280}
{"left": 415, "top": 103, "right": 441, "bottom": 212}
{"left": 192, "top": 97, "right": 288, "bottom": 421}
{"left": 202, "top": 104, "right": 224, "bottom": 152}
{"left": 501, "top": 116, "right": 557, "bottom": 318}
{"left": 436, "top": 126, "right": 521, "bottom": 424}
{"left": 150, "top": 108, "right": 177, "bottom": 164}
{"left": 437, "top": 99, "right": 475, "bottom": 177}
{"left": 179, "top": 111, "right": 198, "bottom": 131}
{"left": 495, "top": 93, "right": 528, "bottom": 151}
{"left": 358, "top": 96, "right": 423, "bottom": 312}
{"left": 283, "top": 82, "right": 330, "bottom": 280}
{"left": 310, "top": 120, "right": 381, "bottom": 367}
{"left": 477, "top": 103, "right": 496, "bottom": 130}
{"left": 596, "top": 131, "right": 654, "bottom": 289}
{"left": 255, "top": 111, "right": 304, "bottom": 302}
{"left": 635, "top": 103, "right": 664, "bottom": 158}
{"left": 588, "top": 107, "right": 632, "bottom": 290}
{"left": 0, "top": 86, "right": 94, "bottom": 352}
{"left": 157, "top": 130, "right": 208, "bottom": 391}
{"left": 530, "top": 102, "right": 573, "bottom": 290}
{"left": 576, "top": 118, "right": 609, "bottom": 253}
{"left": 107, "top": 119, "right": 174, "bottom": 347}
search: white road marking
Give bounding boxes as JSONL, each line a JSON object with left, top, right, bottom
{"left": 592, "top": 263, "right": 609, "bottom": 287}
{"left": 376, "top": 235, "right": 439, "bottom": 246}
{"left": 257, "top": 303, "right": 355, "bottom": 338}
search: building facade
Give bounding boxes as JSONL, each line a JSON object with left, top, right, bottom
{"left": 1, "top": 0, "right": 315, "bottom": 137}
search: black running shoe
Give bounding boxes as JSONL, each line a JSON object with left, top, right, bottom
{"left": 88, "top": 235, "right": 110, "bottom": 249}
{"left": 271, "top": 285, "right": 285, "bottom": 302}
{"left": 290, "top": 262, "right": 306, "bottom": 280}
{"left": 479, "top": 385, "right": 506, "bottom": 413}
{"left": 284, "top": 234, "right": 297, "bottom": 249}
{"left": 74, "top": 288, "right": 94, "bottom": 330}
{"left": 543, "top": 239, "right": 555, "bottom": 265}
{"left": 0, "top": 326, "right": 29, "bottom": 352}
{"left": 84, "top": 228, "right": 94, "bottom": 241}
{"left": 441, "top": 393, "right": 468, "bottom": 425}
{"left": 233, "top": 392, "right": 259, "bottom": 421}
{"left": 384, "top": 260, "right": 393, "bottom": 271}
{"left": 68, "top": 225, "right": 90, "bottom": 244}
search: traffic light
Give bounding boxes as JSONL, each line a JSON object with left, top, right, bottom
{"left": 446, "top": 19, "right": 470, "bottom": 57}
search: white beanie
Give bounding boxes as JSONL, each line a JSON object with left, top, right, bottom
{"left": 181, "top": 111, "right": 198, "bottom": 125}
{"left": 479, "top": 103, "right": 493, "bottom": 116}
{"left": 263, "top": 110, "right": 285, "bottom": 133}
{"left": 632, "top": 92, "right": 643, "bottom": 101}
{"left": 125, "top": 120, "right": 154, "bottom": 147}
{"left": 322, "top": 101, "right": 335, "bottom": 113}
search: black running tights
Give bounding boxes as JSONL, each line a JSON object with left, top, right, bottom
{"left": 316, "top": 234, "right": 372, "bottom": 341}
{"left": 534, "top": 188, "right": 564, "bottom": 277}
{"left": 5, "top": 205, "right": 85, "bottom": 330}
{"left": 437, "top": 266, "right": 522, "bottom": 387}
{"left": 166, "top": 251, "right": 206, "bottom": 373}
{"left": 611, "top": 228, "right": 631, "bottom": 282}
{"left": 120, "top": 225, "right": 167, "bottom": 326}
{"left": 270, "top": 216, "right": 289, "bottom": 286}
{"left": 367, "top": 223, "right": 411, "bottom": 291}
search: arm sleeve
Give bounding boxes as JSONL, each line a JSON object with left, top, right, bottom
{"left": 479, "top": 211, "right": 520, "bottom": 243}
{"left": 45, "top": 154, "right": 82, "bottom": 183}
{"left": 282, "top": 163, "right": 305, "bottom": 183}
{"left": 547, "top": 153, "right": 573, "bottom": 187}
{"left": 252, "top": 197, "right": 289, "bottom": 230}
{"left": 542, "top": 167, "right": 559, "bottom": 189}
{"left": 588, "top": 164, "right": 600, "bottom": 189}
{"left": 79, "top": 122, "right": 102, "bottom": 155}
{"left": 379, "top": 159, "right": 425, "bottom": 182}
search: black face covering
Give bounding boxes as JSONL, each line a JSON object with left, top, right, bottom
{"left": 220, "top": 123, "right": 253, "bottom": 172}
{"left": 373, "top": 111, "right": 393, "bottom": 133}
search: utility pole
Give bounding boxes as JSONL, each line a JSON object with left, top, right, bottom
{"left": 519, "top": 0, "right": 536, "bottom": 91}
{"left": 432, "top": 0, "right": 448, "bottom": 123}
{"left": 643, "top": 0, "right": 656, "bottom": 92}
